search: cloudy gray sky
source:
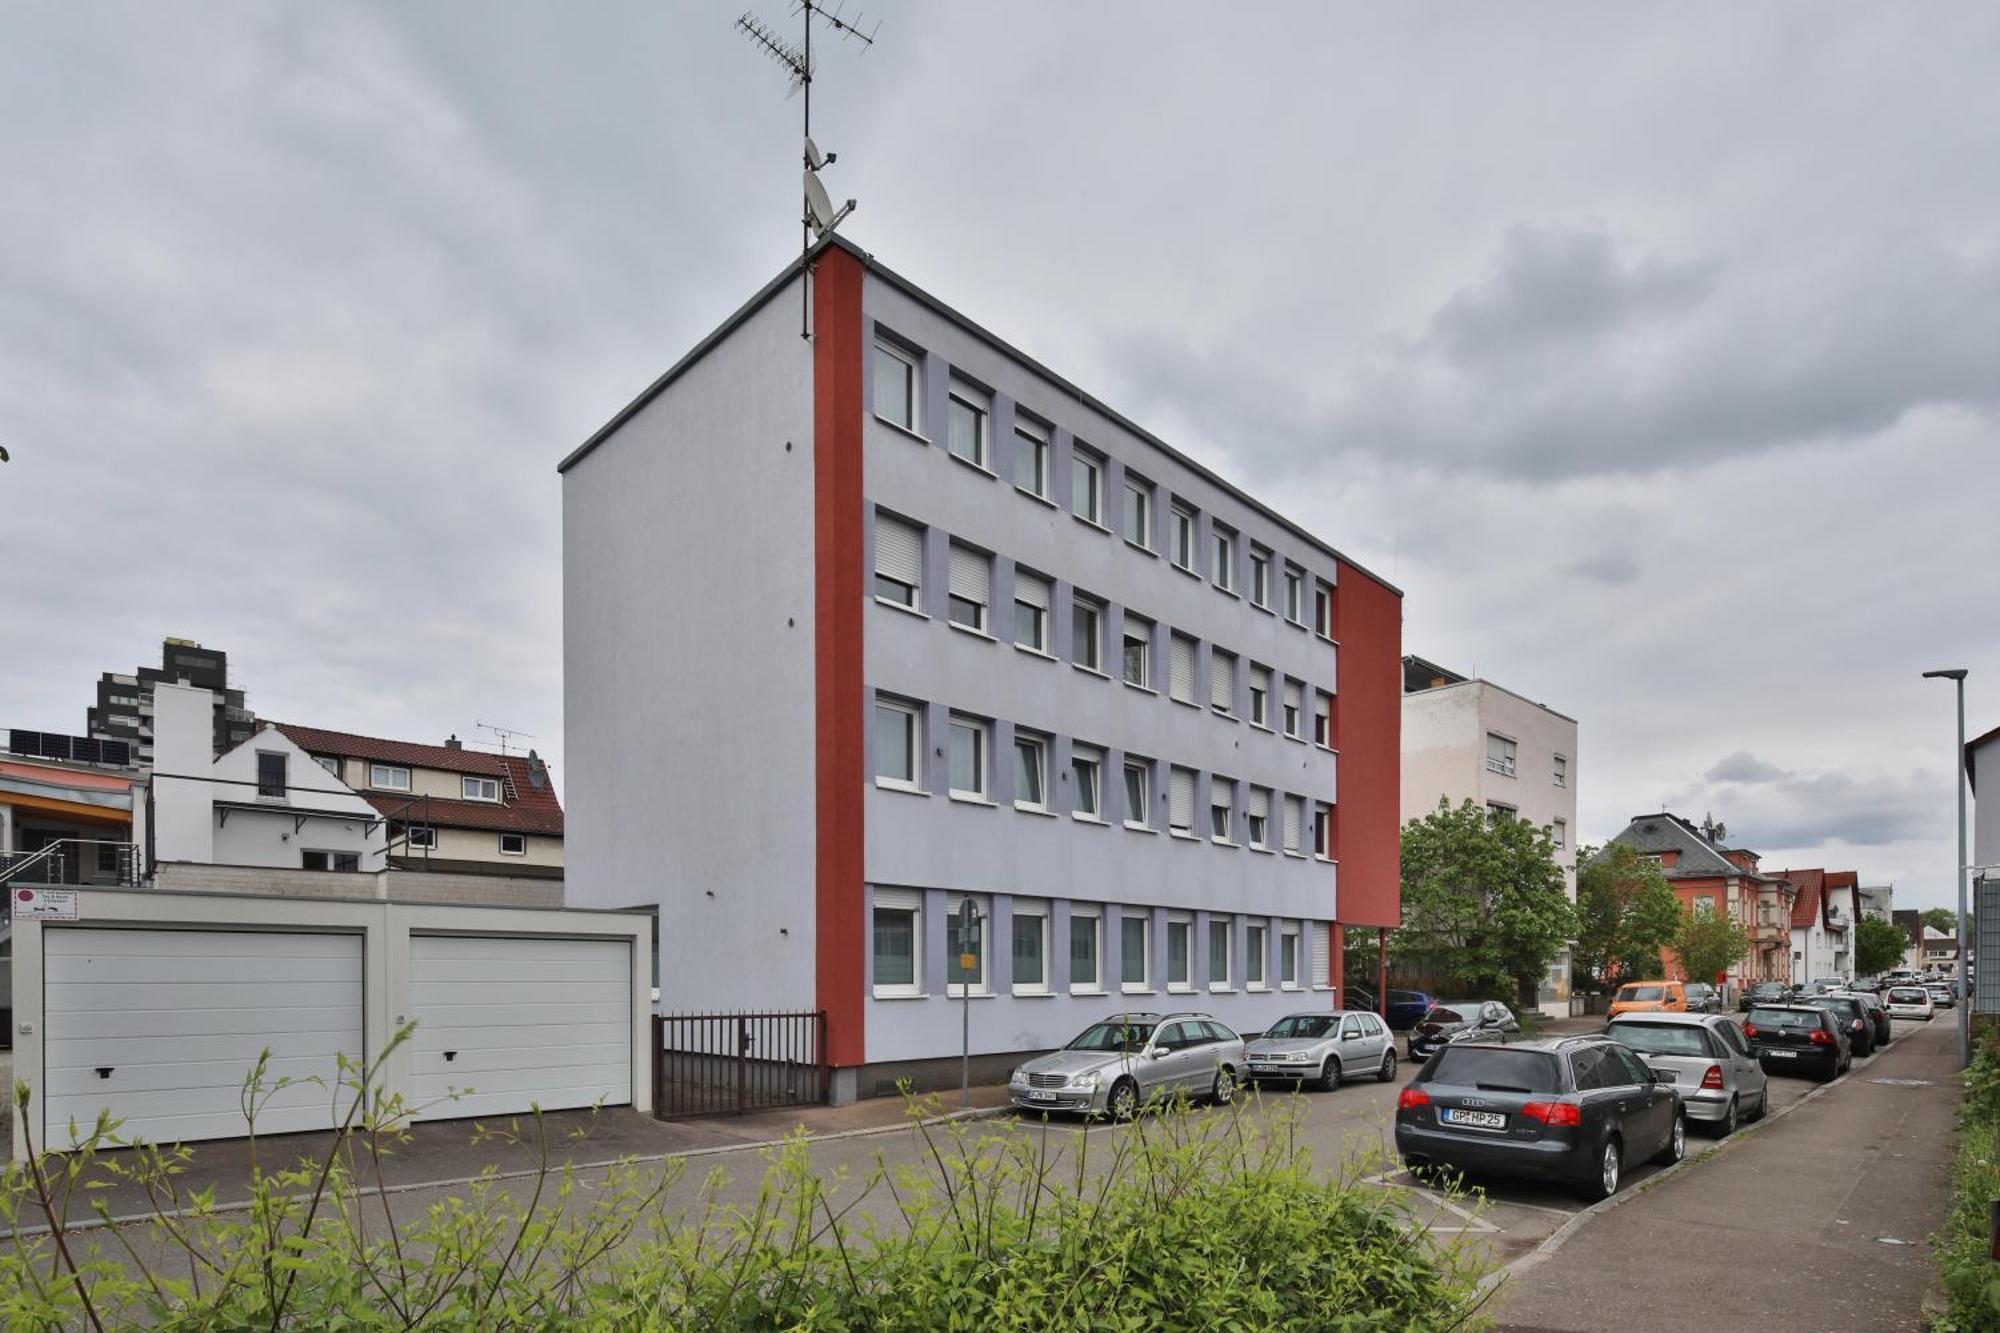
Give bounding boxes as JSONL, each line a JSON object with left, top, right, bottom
{"left": 5, "top": 3, "right": 1994, "bottom": 909}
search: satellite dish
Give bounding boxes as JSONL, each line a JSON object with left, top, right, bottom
{"left": 803, "top": 170, "right": 837, "bottom": 232}
{"left": 805, "top": 136, "right": 827, "bottom": 170}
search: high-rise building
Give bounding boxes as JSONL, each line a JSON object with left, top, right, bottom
{"left": 86, "top": 638, "right": 255, "bottom": 765}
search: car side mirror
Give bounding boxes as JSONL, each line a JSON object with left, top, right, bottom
{"left": 1146, "top": 1046, "right": 1166, "bottom": 1059}
{"left": 1651, "top": 1070, "right": 1673, "bottom": 1084}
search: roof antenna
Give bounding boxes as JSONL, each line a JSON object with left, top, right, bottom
{"left": 736, "top": 2, "right": 877, "bottom": 339}
{"left": 475, "top": 720, "right": 535, "bottom": 757}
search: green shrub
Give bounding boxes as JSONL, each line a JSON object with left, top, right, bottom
{"left": 1935, "top": 1031, "right": 2000, "bottom": 1332}
{"left": 0, "top": 1037, "right": 1487, "bottom": 1331}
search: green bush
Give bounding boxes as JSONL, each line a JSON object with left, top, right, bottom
{"left": 1935, "top": 1031, "right": 2000, "bottom": 1331}
{"left": 0, "top": 1035, "right": 1488, "bottom": 1330}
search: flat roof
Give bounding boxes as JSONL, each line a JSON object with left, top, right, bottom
{"left": 559, "top": 234, "right": 1401, "bottom": 597}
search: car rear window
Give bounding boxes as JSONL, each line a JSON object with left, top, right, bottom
{"left": 1747, "top": 1007, "right": 1819, "bottom": 1029}
{"left": 1618, "top": 985, "right": 1664, "bottom": 1001}
{"left": 1890, "top": 988, "right": 1928, "bottom": 1002}
{"left": 1427, "top": 1046, "right": 1561, "bottom": 1093}
{"left": 1424, "top": 1006, "right": 1467, "bottom": 1025}
{"left": 1608, "top": 1022, "right": 1709, "bottom": 1056}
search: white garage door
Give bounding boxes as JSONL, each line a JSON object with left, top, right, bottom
{"left": 43, "top": 928, "right": 365, "bottom": 1147}
{"left": 409, "top": 935, "right": 632, "bottom": 1121}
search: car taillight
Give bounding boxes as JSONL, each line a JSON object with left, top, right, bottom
{"left": 1808, "top": 1028, "right": 1835, "bottom": 1046}
{"left": 1398, "top": 1087, "right": 1430, "bottom": 1111}
{"left": 1519, "top": 1100, "right": 1582, "bottom": 1127}
{"left": 1742, "top": 1024, "right": 1758, "bottom": 1038}
{"left": 1700, "top": 1064, "right": 1724, "bottom": 1090}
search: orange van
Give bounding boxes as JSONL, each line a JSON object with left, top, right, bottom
{"left": 1608, "top": 980, "right": 1688, "bottom": 1017}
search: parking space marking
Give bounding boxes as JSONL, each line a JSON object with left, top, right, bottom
{"left": 1359, "top": 1169, "right": 1500, "bottom": 1233}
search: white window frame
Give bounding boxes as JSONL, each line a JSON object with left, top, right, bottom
{"left": 1166, "top": 915, "right": 1194, "bottom": 992}
{"left": 947, "top": 543, "right": 990, "bottom": 633}
{"left": 1073, "top": 448, "right": 1104, "bottom": 525}
{"left": 873, "top": 339, "right": 919, "bottom": 433}
{"left": 872, "top": 887, "right": 924, "bottom": 997}
{"left": 1072, "top": 595, "right": 1103, "bottom": 672}
{"left": 1314, "top": 803, "right": 1333, "bottom": 861}
{"left": 1014, "top": 418, "right": 1050, "bottom": 499}
{"left": 1122, "top": 759, "right": 1152, "bottom": 830}
{"left": 1250, "top": 548, "right": 1271, "bottom": 608}
{"left": 405, "top": 825, "right": 437, "bottom": 850}
{"left": 498, "top": 833, "right": 526, "bottom": 856}
{"left": 1122, "top": 621, "right": 1152, "bottom": 689}
{"left": 1246, "top": 788, "right": 1271, "bottom": 850}
{"left": 873, "top": 697, "right": 923, "bottom": 791}
{"left": 1210, "top": 782, "right": 1234, "bottom": 844}
{"left": 1123, "top": 479, "right": 1152, "bottom": 547}
{"left": 1121, "top": 912, "right": 1152, "bottom": 992}
{"left": 1249, "top": 666, "right": 1270, "bottom": 728}
{"left": 1011, "top": 901, "right": 1051, "bottom": 994}
{"left": 1213, "top": 526, "right": 1235, "bottom": 591}
{"left": 370, "top": 763, "right": 411, "bottom": 792}
{"left": 1553, "top": 754, "right": 1568, "bottom": 788}
{"left": 1554, "top": 818, "right": 1568, "bottom": 849}
{"left": 1314, "top": 582, "right": 1333, "bottom": 639}
{"left": 1208, "top": 916, "right": 1233, "bottom": 989}
{"left": 1014, "top": 594, "right": 1048, "bottom": 653}
{"left": 1313, "top": 691, "right": 1332, "bottom": 748}
{"left": 1486, "top": 732, "right": 1518, "bottom": 777}
{"left": 1014, "top": 732, "right": 1050, "bottom": 812}
{"left": 872, "top": 510, "right": 924, "bottom": 610}
{"left": 1069, "top": 908, "right": 1104, "bottom": 993}
{"left": 948, "top": 715, "right": 989, "bottom": 800}
{"left": 1170, "top": 504, "right": 1196, "bottom": 570}
{"left": 1071, "top": 746, "right": 1104, "bottom": 820}
{"left": 1280, "top": 924, "right": 1301, "bottom": 989}
{"left": 946, "top": 892, "right": 990, "bottom": 996}
{"left": 1245, "top": 922, "right": 1268, "bottom": 989}
{"left": 314, "top": 755, "right": 339, "bottom": 776}
{"left": 947, "top": 380, "right": 990, "bottom": 469}
{"left": 1283, "top": 681, "right": 1303, "bottom": 739}
{"left": 462, "top": 775, "right": 502, "bottom": 803}
{"left": 1284, "top": 568, "right": 1304, "bottom": 624}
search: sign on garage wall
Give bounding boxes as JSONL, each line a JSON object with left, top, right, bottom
{"left": 12, "top": 887, "right": 79, "bottom": 920}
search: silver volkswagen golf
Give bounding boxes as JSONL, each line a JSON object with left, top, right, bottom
{"left": 1009, "top": 1012, "right": 1246, "bottom": 1119}
{"left": 1244, "top": 1010, "right": 1397, "bottom": 1090}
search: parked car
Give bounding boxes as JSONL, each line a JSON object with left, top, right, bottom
{"left": 1811, "top": 976, "right": 1850, "bottom": 994}
{"left": 1395, "top": 1037, "right": 1686, "bottom": 1202}
{"left": 1799, "top": 994, "right": 1875, "bottom": 1057}
{"left": 1682, "top": 983, "right": 1722, "bottom": 1014}
{"left": 1884, "top": 986, "right": 1936, "bottom": 1021}
{"left": 1407, "top": 1001, "right": 1520, "bottom": 1061}
{"left": 1738, "top": 981, "right": 1793, "bottom": 1012}
{"left": 1245, "top": 1009, "right": 1396, "bottom": 1089}
{"left": 1607, "top": 1012, "right": 1768, "bottom": 1136}
{"left": 1009, "top": 1012, "right": 1245, "bottom": 1120}
{"left": 1848, "top": 977, "right": 1883, "bottom": 995}
{"left": 1384, "top": 989, "right": 1440, "bottom": 1031}
{"left": 1839, "top": 989, "right": 1893, "bottom": 1047}
{"left": 1608, "top": 981, "right": 1689, "bottom": 1017}
{"left": 1926, "top": 981, "right": 1958, "bottom": 1009}
{"left": 1744, "top": 1004, "right": 1850, "bottom": 1082}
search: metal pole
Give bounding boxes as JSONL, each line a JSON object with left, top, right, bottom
{"left": 1957, "top": 676, "right": 1971, "bottom": 1069}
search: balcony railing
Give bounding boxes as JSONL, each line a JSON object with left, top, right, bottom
{"left": 0, "top": 840, "right": 142, "bottom": 888}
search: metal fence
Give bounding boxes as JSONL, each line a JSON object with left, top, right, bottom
{"left": 654, "top": 1010, "right": 827, "bottom": 1119}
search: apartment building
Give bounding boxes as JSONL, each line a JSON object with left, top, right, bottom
{"left": 561, "top": 236, "right": 1403, "bottom": 1102}
{"left": 86, "top": 638, "right": 256, "bottom": 766}
{"left": 1781, "top": 867, "right": 1858, "bottom": 982}
{"left": 1400, "top": 656, "right": 1577, "bottom": 1014}
{"left": 1605, "top": 812, "right": 1797, "bottom": 988}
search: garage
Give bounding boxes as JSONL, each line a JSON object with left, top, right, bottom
{"left": 408, "top": 934, "right": 633, "bottom": 1122}
{"left": 43, "top": 927, "right": 364, "bottom": 1147}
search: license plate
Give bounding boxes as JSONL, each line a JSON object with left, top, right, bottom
{"left": 1027, "top": 1089, "right": 1058, "bottom": 1102}
{"left": 1766, "top": 1049, "right": 1796, "bottom": 1059}
{"left": 1440, "top": 1108, "right": 1506, "bottom": 1129}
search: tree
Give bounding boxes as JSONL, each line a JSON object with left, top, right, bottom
{"left": 1572, "top": 843, "right": 1684, "bottom": 990}
{"left": 1671, "top": 907, "right": 1752, "bottom": 985}
{"left": 1923, "top": 907, "right": 1958, "bottom": 935}
{"left": 1395, "top": 798, "right": 1576, "bottom": 1009}
{"left": 1856, "top": 914, "right": 1911, "bottom": 976}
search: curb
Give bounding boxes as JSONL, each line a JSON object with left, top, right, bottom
{"left": 3, "top": 1102, "right": 1015, "bottom": 1240}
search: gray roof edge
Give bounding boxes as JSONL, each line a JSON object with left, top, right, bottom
{"left": 557, "top": 234, "right": 1403, "bottom": 597}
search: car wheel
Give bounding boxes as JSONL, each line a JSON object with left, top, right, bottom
{"left": 1746, "top": 1087, "right": 1769, "bottom": 1121}
{"left": 1580, "top": 1138, "right": 1622, "bottom": 1202}
{"left": 1318, "top": 1056, "right": 1341, "bottom": 1091}
{"left": 1107, "top": 1078, "right": 1139, "bottom": 1122}
{"left": 1655, "top": 1109, "right": 1687, "bottom": 1164}
{"left": 1212, "top": 1066, "right": 1237, "bottom": 1106}
{"left": 1712, "top": 1096, "right": 1738, "bottom": 1138}
{"left": 1378, "top": 1049, "right": 1397, "bottom": 1082}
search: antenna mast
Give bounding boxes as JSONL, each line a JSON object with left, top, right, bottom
{"left": 735, "top": 2, "right": 878, "bottom": 338}
{"left": 475, "top": 720, "right": 536, "bottom": 757}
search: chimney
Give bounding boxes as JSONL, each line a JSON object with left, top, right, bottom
{"left": 445, "top": 734, "right": 462, "bottom": 750}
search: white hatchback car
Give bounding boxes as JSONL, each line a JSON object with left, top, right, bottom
{"left": 1884, "top": 986, "right": 1935, "bottom": 1020}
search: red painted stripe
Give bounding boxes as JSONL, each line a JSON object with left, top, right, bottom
{"left": 1331, "top": 562, "right": 1403, "bottom": 930}
{"left": 812, "top": 248, "right": 867, "bottom": 1068}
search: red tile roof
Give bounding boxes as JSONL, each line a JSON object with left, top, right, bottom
{"left": 271, "top": 722, "right": 513, "bottom": 776}
{"left": 271, "top": 723, "right": 563, "bottom": 837}
{"left": 1780, "top": 868, "right": 1825, "bottom": 928}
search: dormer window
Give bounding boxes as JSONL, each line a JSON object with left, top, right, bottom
{"left": 371, "top": 764, "right": 411, "bottom": 792}
{"left": 462, "top": 775, "right": 502, "bottom": 803}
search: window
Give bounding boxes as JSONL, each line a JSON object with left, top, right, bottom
{"left": 947, "top": 543, "right": 990, "bottom": 632}
{"left": 1213, "top": 525, "right": 1235, "bottom": 590}
{"left": 873, "top": 340, "right": 918, "bottom": 431}
{"left": 1486, "top": 732, "right": 1517, "bottom": 777}
{"left": 1314, "top": 581, "right": 1332, "bottom": 637}
{"left": 1167, "top": 918, "right": 1192, "bottom": 990}
{"left": 1250, "top": 547, "right": 1271, "bottom": 607}
{"left": 1554, "top": 754, "right": 1568, "bottom": 788}
{"left": 1170, "top": 504, "right": 1196, "bottom": 570}
{"left": 1071, "top": 909, "right": 1102, "bottom": 989}
{"left": 1282, "top": 795, "right": 1305, "bottom": 853}
{"left": 1246, "top": 922, "right": 1267, "bottom": 987}
{"left": 1013, "top": 572, "right": 1051, "bottom": 652}
{"left": 499, "top": 833, "right": 526, "bottom": 856}
{"left": 1122, "top": 617, "right": 1152, "bottom": 688}
{"left": 873, "top": 512, "right": 923, "bottom": 608}
{"left": 462, "top": 775, "right": 501, "bottom": 802}
{"left": 1313, "top": 690, "right": 1332, "bottom": 747}
{"left": 1281, "top": 925, "right": 1300, "bottom": 987}
{"left": 301, "top": 850, "right": 359, "bottom": 872}
{"left": 1168, "top": 633, "right": 1197, "bottom": 704}
{"left": 1283, "top": 567, "right": 1304, "bottom": 623}
{"left": 1209, "top": 918, "right": 1232, "bottom": 987}
{"left": 1247, "top": 788, "right": 1271, "bottom": 849}
{"left": 1487, "top": 802, "right": 1517, "bottom": 822}
{"left": 1013, "top": 903, "right": 1050, "bottom": 992}
{"left": 1694, "top": 893, "right": 1716, "bottom": 917}
{"left": 948, "top": 717, "right": 988, "bottom": 798}
{"left": 370, "top": 763, "right": 411, "bottom": 791}
{"left": 1123, "top": 478, "right": 1152, "bottom": 546}
{"left": 1122, "top": 759, "right": 1151, "bottom": 828}
{"left": 872, "top": 889, "right": 922, "bottom": 995}
{"left": 1210, "top": 649, "right": 1236, "bottom": 714}
{"left": 256, "top": 751, "right": 287, "bottom": 798}
{"left": 947, "top": 380, "right": 989, "bottom": 467}
{"left": 874, "top": 698, "right": 921, "bottom": 789}
{"left": 947, "top": 894, "right": 989, "bottom": 993}
{"left": 314, "top": 755, "right": 339, "bottom": 776}
{"left": 1283, "top": 679, "right": 1304, "bottom": 738}
{"left": 406, "top": 825, "right": 437, "bottom": 850}
{"left": 1071, "top": 746, "right": 1103, "bottom": 818}
{"left": 1014, "top": 418, "right": 1050, "bottom": 497}
{"left": 1210, "top": 779, "right": 1234, "bottom": 842}
{"left": 1249, "top": 664, "right": 1271, "bottom": 727}
{"left": 1167, "top": 766, "right": 1197, "bottom": 835}
{"left": 1313, "top": 803, "right": 1333, "bottom": 859}
{"left": 1072, "top": 595, "right": 1103, "bottom": 671}
{"left": 1553, "top": 818, "right": 1567, "bottom": 849}
{"left": 1014, "top": 733, "right": 1048, "bottom": 810}
{"left": 1072, "top": 448, "right": 1103, "bottom": 524}
{"left": 1122, "top": 913, "right": 1151, "bottom": 989}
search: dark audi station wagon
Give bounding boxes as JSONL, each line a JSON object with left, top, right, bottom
{"left": 1395, "top": 1037, "right": 1685, "bottom": 1202}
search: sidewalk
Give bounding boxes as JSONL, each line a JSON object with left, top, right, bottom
{"left": 1491, "top": 1018, "right": 1960, "bottom": 1333}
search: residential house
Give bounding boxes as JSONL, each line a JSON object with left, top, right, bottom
{"left": 1400, "top": 655, "right": 1578, "bottom": 1015}
{"left": 1971, "top": 722, "right": 2000, "bottom": 887}
{"left": 1858, "top": 883, "right": 1894, "bottom": 921}
{"left": 1923, "top": 927, "right": 1960, "bottom": 973}
{"left": 1604, "top": 812, "right": 1797, "bottom": 989}
{"left": 560, "top": 235, "right": 1404, "bottom": 1102}
{"left": 1892, "top": 909, "right": 1926, "bottom": 972}
{"left": 1, "top": 729, "right": 139, "bottom": 887}
{"left": 1780, "top": 868, "right": 1858, "bottom": 983}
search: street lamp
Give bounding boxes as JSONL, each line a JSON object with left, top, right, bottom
{"left": 1923, "top": 667, "right": 1970, "bottom": 1068}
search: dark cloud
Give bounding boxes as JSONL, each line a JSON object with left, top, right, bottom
{"left": 1560, "top": 551, "right": 1642, "bottom": 586}
{"left": 1706, "top": 752, "right": 1789, "bottom": 785}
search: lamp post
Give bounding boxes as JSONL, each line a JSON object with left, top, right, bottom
{"left": 1923, "top": 668, "right": 1970, "bottom": 1068}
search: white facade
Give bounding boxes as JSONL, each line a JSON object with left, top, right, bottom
{"left": 1974, "top": 728, "right": 2000, "bottom": 884}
